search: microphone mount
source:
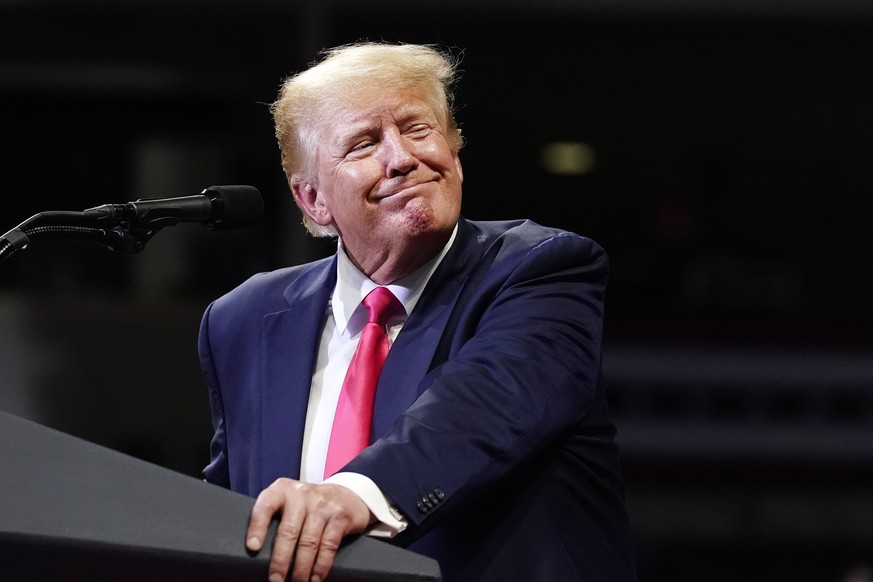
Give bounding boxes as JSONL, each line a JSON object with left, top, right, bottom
{"left": 0, "top": 185, "right": 263, "bottom": 267}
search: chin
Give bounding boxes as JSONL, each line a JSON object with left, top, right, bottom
{"left": 398, "top": 200, "right": 456, "bottom": 235}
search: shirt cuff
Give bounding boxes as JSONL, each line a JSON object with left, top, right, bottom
{"left": 324, "top": 472, "right": 407, "bottom": 538}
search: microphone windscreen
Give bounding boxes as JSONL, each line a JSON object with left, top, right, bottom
{"left": 203, "top": 185, "right": 264, "bottom": 230}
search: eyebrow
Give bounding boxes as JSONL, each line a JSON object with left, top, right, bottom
{"left": 335, "top": 103, "right": 436, "bottom": 147}
{"left": 393, "top": 103, "right": 435, "bottom": 123}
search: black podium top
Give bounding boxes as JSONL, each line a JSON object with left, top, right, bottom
{"left": 0, "top": 410, "right": 441, "bottom": 581}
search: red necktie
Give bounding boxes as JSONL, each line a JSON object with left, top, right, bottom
{"left": 324, "top": 287, "right": 403, "bottom": 478}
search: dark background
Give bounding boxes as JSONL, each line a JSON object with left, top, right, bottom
{"left": 2, "top": 1, "right": 872, "bottom": 580}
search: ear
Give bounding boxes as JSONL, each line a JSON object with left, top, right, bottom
{"left": 290, "top": 174, "right": 333, "bottom": 227}
{"left": 453, "top": 151, "right": 464, "bottom": 183}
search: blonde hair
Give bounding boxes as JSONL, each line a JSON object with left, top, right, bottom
{"left": 270, "top": 42, "right": 464, "bottom": 237}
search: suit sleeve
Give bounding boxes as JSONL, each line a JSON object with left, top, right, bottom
{"left": 345, "top": 230, "right": 610, "bottom": 535}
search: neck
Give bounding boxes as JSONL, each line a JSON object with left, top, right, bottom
{"left": 343, "top": 230, "right": 451, "bottom": 285}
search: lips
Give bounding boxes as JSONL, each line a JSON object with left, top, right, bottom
{"left": 378, "top": 178, "right": 436, "bottom": 200}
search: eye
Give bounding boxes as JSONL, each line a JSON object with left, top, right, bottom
{"left": 345, "top": 139, "right": 376, "bottom": 157}
{"left": 404, "top": 123, "right": 432, "bottom": 137}
{"left": 351, "top": 139, "right": 375, "bottom": 152}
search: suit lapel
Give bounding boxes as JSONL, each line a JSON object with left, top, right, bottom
{"left": 260, "top": 260, "right": 336, "bottom": 487}
{"left": 371, "top": 220, "right": 479, "bottom": 439}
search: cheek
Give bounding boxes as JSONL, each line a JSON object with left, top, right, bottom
{"left": 325, "top": 168, "right": 377, "bottom": 219}
{"left": 334, "top": 161, "right": 381, "bottom": 193}
{"left": 425, "top": 141, "right": 462, "bottom": 177}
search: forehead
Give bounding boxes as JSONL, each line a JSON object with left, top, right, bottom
{"left": 322, "top": 88, "right": 441, "bottom": 139}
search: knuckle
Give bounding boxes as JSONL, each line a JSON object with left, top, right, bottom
{"left": 296, "top": 534, "right": 321, "bottom": 552}
{"left": 320, "top": 537, "right": 341, "bottom": 553}
{"left": 275, "top": 522, "right": 300, "bottom": 541}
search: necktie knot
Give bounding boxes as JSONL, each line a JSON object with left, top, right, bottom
{"left": 363, "top": 287, "right": 403, "bottom": 327}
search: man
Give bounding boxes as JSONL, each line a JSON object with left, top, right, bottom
{"left": 199, "top": 41, "right": 638, "bottom": 582}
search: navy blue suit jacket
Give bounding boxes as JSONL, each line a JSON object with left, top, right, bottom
{"left": 199, "top": 217, "right": 637, "bottom": 582}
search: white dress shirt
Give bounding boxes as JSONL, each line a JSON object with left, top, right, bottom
{"left": 300, "top": 225, "right": 457, "bottom": 536}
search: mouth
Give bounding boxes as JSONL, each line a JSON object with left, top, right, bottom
{"left": 377, "top": 179, "right": 435, "bottom": 201}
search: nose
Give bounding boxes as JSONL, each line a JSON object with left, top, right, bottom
{"left": 379, "top": 130, "right": 417, "bottom": 177}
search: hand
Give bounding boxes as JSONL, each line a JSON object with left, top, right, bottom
{"left": 246, "top": 478, "right": 373, "bottom": 582}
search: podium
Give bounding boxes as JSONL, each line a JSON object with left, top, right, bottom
{"left": 0, "top": 410, "right": 441, "bottom": 581}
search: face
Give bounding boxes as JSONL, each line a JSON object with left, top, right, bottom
{"left": 292, "top": 87, "right": 463, "bottom": 283}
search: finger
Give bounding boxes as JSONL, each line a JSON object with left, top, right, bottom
{"left": 308, "top": 518, "right": 346, "bottom": 582}
{"left": 271, "top": 502, "right": 306, "bottom": 582}
{"left": 293, "top": 485, "right": 365, "bottom": 582}
{"left": 289, "top": 504, "right": 328, "bottom": 582}
{"left": 247, "top": 480, "right": 290, "bottom": 552}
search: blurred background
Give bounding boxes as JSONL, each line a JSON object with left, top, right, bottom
{"left": 1, "top": 0, "right": 872, "bottom": 579}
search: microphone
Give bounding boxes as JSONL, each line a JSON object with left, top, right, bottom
{"left": 82, "top": 185, "right": 263, "bottom": 230}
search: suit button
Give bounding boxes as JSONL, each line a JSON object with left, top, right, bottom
{"left": 417, "top": 489, "right": 445, "bottom": 514}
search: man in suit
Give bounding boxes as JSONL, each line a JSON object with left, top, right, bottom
{"left": 199, "top": 41, "right": 638, "bottom": 582}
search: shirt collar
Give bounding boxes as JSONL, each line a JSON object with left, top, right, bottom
{"left": 332, "top": 223, "right": 458, "bottom": 335}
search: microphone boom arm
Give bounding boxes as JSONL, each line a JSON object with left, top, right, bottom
{"left": 0, "top": 210, "right": 166, "bottom": 267}
{"left": 0, "top": 185, "right": 262, "bottom": 268}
